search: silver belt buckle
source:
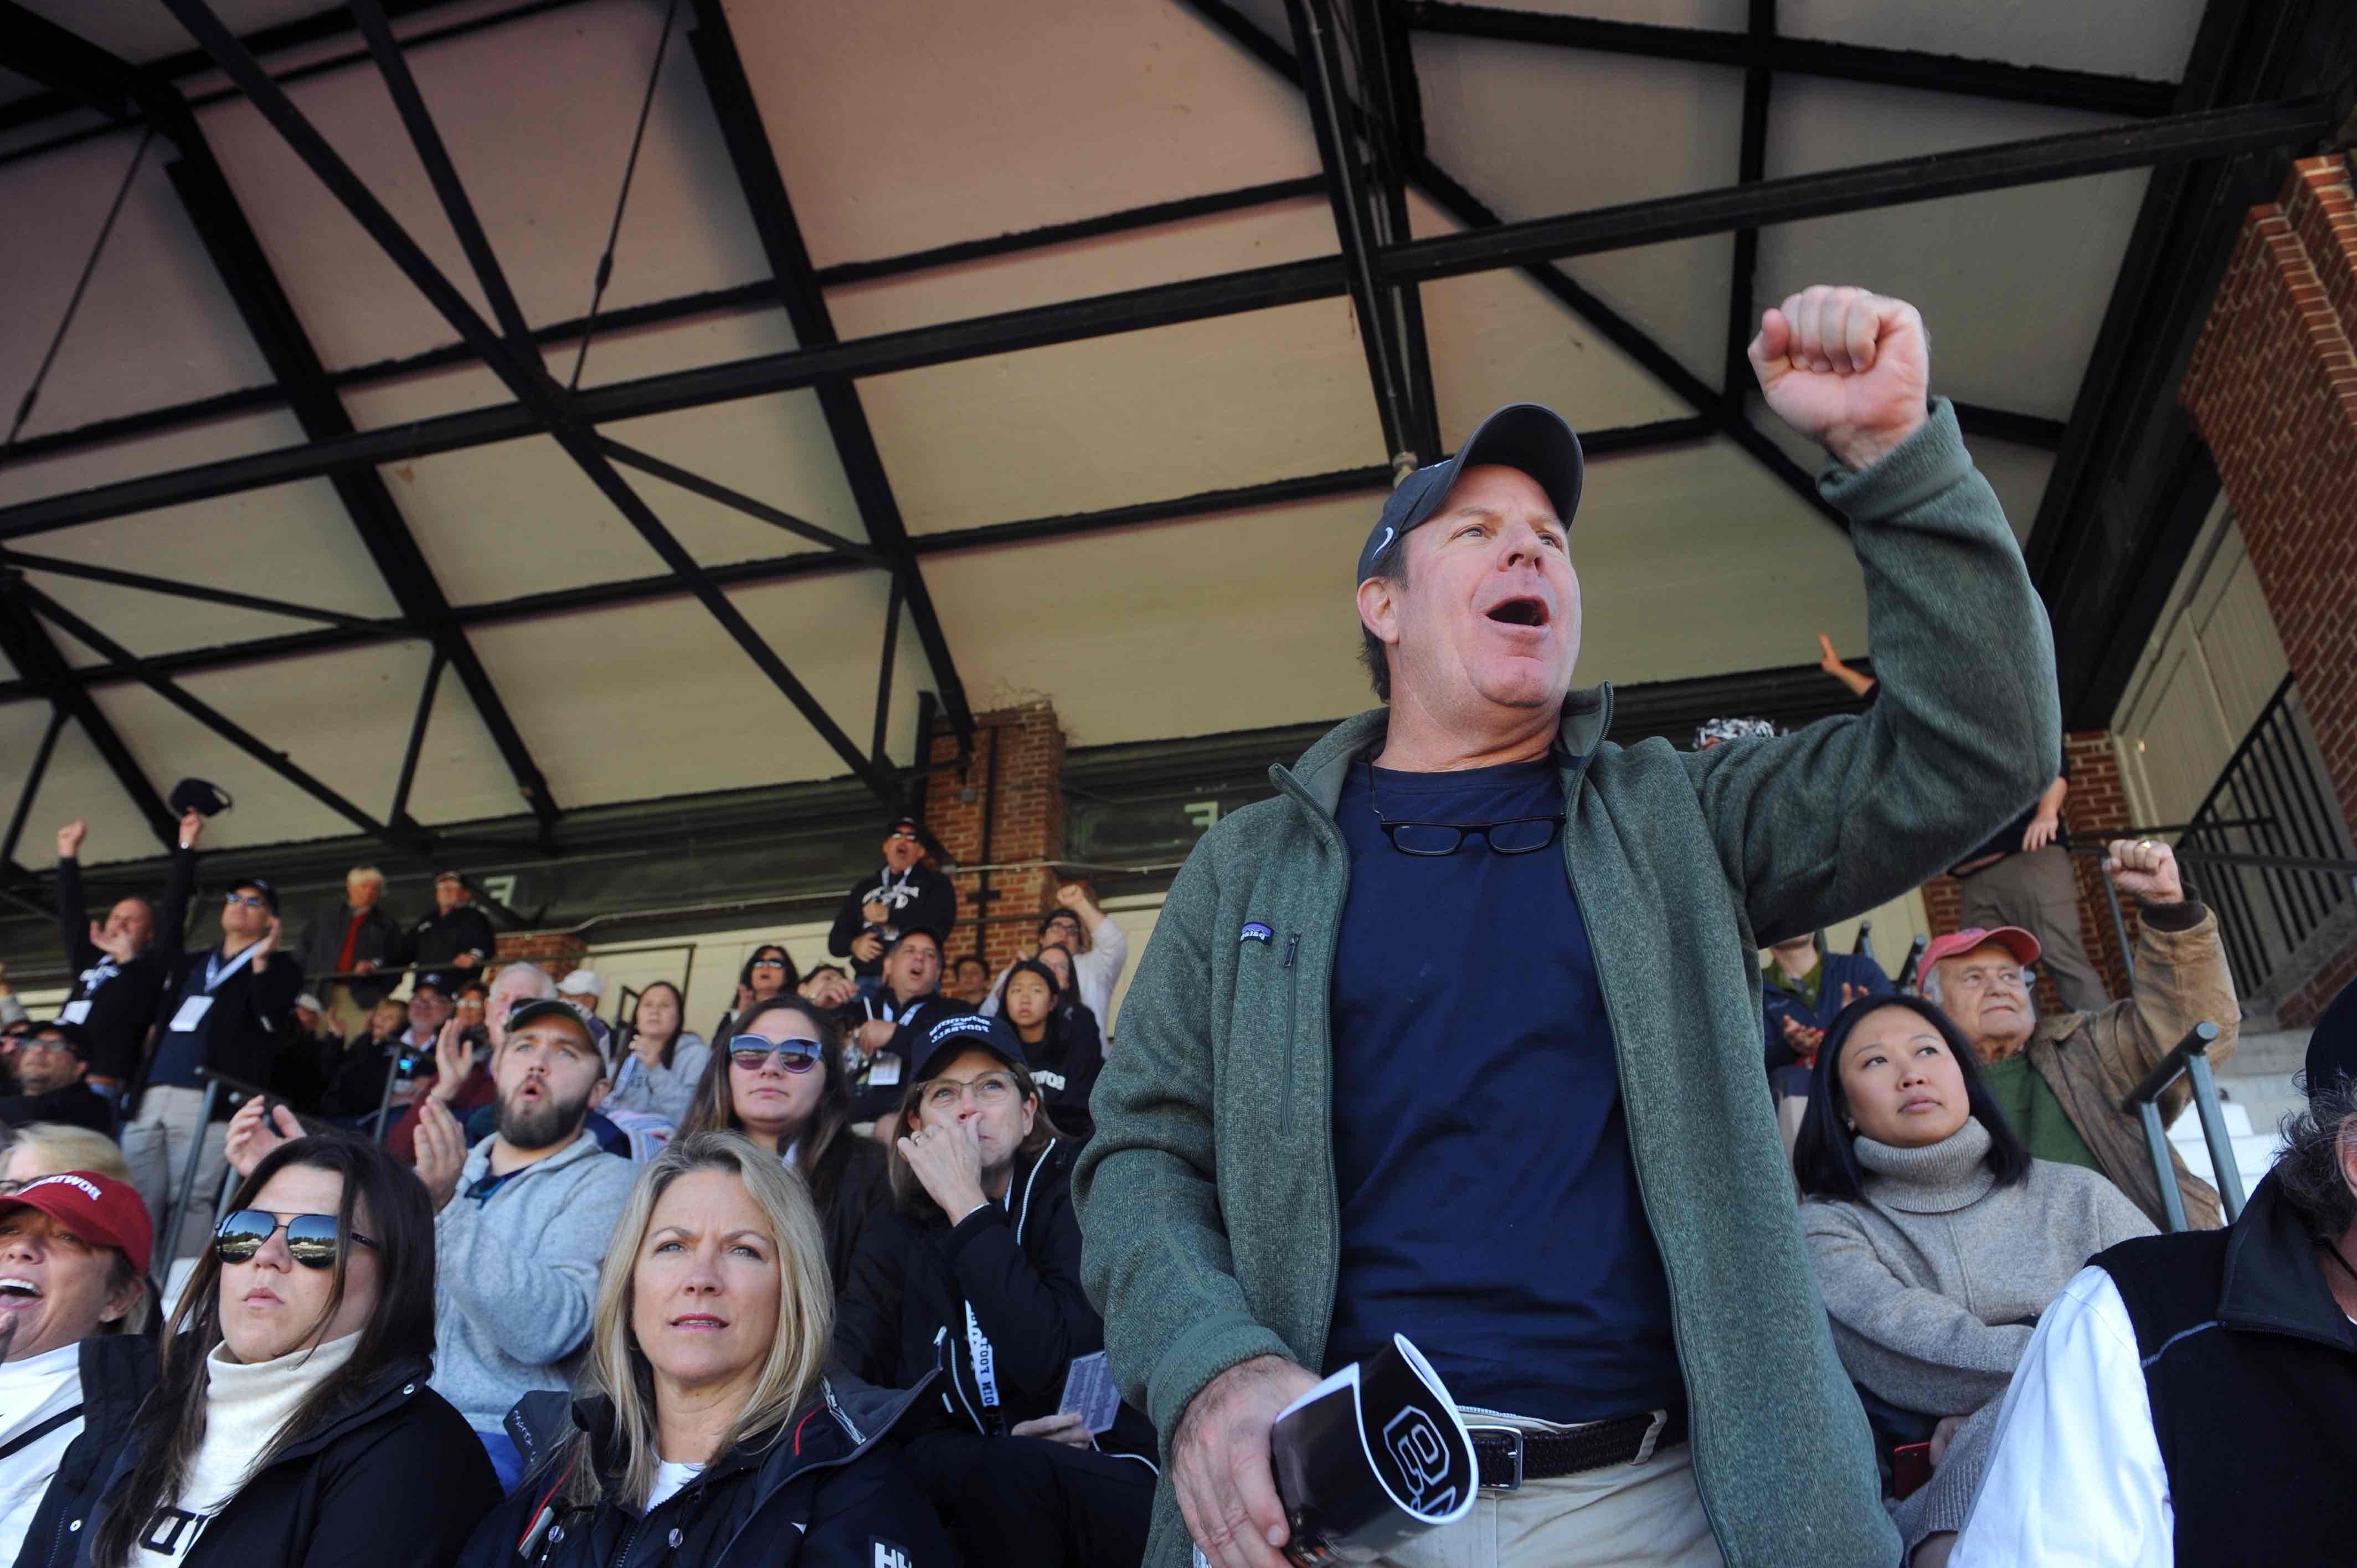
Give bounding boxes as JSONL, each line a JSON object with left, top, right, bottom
{"left": 1465, "top": 1424, "right": 1524, "bottom": 1492}
{"left": 1629, "top": 1409, "right": 1669, "bottom": 1467}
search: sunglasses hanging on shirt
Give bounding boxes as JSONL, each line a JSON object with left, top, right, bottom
{"left": 1365, "top": 762, "right": 1566, "bottom": 857}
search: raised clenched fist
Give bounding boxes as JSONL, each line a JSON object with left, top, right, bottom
{"left": 1749, "top": 286, "right": 1929, "bottom": 472}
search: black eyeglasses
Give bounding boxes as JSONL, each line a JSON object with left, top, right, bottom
{"left": 214, "top": 1210, "right": 379, "bottom": 1268}
{"left": 729, "top": 1036, "right": 822, "bottom": 1073}
{"left": 1367, "top": 765, "right": 1565, "bottom": 857}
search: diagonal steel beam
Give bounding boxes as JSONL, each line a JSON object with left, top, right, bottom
{"left": 161, "top": 0, "right": 902, "bottom": 801}
{"left": 19, "top": 582, "right": 403, "bottom": 845}
{"left": 0, "top": 546, "right": 402, "bottom": 633}
{"left": 155, "top": 100, "right": 564, "bottom": 834}
{"left": 0, "top": 705, "right": 68, "bottom": 867}
{"left": 0, "top": 595, "right": 173, "bottom": 846}
{"left": 1723, "top": 0, "right": 1776, "bottom": 405}
{"left": 1288, "top": 0, "right": 1423, "bottom": 467}
{"left": 685, "top": 0, "right": 975, "bottom": 760}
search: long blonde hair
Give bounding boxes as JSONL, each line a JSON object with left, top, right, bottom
{"left": 567, "top": 1132, "right": 833, "bottom": 1510}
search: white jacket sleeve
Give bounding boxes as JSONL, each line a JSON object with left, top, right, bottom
{"left": 1950, "top": 1267, "right": 2172, "bottom": 1567}
{"left": 1074, "top": 914, "right": 1130, "bottom": 1031}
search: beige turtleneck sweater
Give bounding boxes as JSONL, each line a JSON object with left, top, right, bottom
{"left": 133, "top": 1331, "right": 360, "bottom": 1562}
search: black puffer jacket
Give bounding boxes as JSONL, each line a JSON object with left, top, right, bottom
{"left": 810, "top": 1133, "right": 891, "bottom": 1294}
{"left": 832, "top": 1139, "right": 1155, "bottom": 1459}
{"left": 458, "top": 1378, "right": 954, "bottom": 1567}
{"left": 55, "top": 1353, "right": 497, "bottom": 1568}
{"left": 12, "top": 1335, "right": 155, "bottom": 1568}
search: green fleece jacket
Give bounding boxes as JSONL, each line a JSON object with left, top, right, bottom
{"left": 1073, "top": 400, "right": 2060, "bottom": 1567}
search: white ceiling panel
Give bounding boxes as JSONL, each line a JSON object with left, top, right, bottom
{"left": 1760, "top": 80, "right": 2147, "bottom": 421}
{"left": 864, "top": 299, "right": 1386, "bottom": 533}
{"left": 1570, "top": 439, "right": 1870, "bottom": 687}
{"left": 11, "top": 0, "right": 330, "bottom": 66}
{"left": 0, "top": 130, "right": 279, "bottom": 436}
{"left": 196, "top": 0, "right": 770, "bottom": 371}
{"left": 728, "top": 0, "right": 1321, "bottom": 268}
{"left": 1780, "top": 1, "right": 2201, "bottom": 82}
{"left": 1411, "top": 193, "right": 1694, "bottom": 443}
{"left": 1959, "top": 434, "right": 2056, "bottom": 545}
{"left": 379, "top": 432, "right": 668, "bottom": 597}
{"left": 83, "top": 639, "right": 503, "bottom": 849}
{"left": 461, "top": 569, "right": 919, "bottom": 805}
{"left": 0, "top": 405, "right": 311, "bottom": 506}
{"left": 825, "top": 198, "right": 1341, "bottom": 338}
{"left": 1434, "top": 0, "right": 1747, "bottom": 24}
{"left": 0, "top": 701, "right": 159, "bottom": 868}
{"left": 1414, "top": 32, "right": 1743, "bottom": 389}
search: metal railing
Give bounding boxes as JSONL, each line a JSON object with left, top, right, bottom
{"left": 2176, "top": 675, "right": 2357, "bottom": 999}
{"left": 2121, "top": 1021, "right": 2242, "bottom": 1232}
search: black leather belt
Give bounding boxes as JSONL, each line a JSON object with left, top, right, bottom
{"left": 1467, "top": 1409, "right": 1685, "bottom": 1490}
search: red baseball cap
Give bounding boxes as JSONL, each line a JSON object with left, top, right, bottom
{"left": 1920, "top": 926, "right": 2042, "bottom": 974}
{"left": 1, "top": 1170, "right": 153, "bottom": 1277}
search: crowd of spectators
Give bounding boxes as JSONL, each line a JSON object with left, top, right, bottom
{"left": 0, "top": 806, "right": 1146, "bottom": 1566}
{"left": 0, "top": 748, "right": 2341, "bottom": 1568}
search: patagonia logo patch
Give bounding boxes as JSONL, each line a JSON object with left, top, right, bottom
{"left": 1240, "top": 922, "right": 1273, "bottom": 945}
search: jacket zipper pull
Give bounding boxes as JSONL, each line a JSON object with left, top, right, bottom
{"left": 1283, "top": 935, "right": 1300, "bottom": 968}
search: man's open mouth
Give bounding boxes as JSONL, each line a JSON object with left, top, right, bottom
{"left": 1485, "top": 596, "right": 1550, "bottom": 627}
{"left": 0, "top": 1276, "right": 42, "bottom": 1301}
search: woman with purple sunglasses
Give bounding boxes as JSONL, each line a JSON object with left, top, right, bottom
{"left": 679, "top": 995, "right": 888, "bottom": 1294}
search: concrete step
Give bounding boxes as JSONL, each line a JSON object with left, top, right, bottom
{"left": 2169, "top": 1100, "right": 2255, "bottom": 1140}
{"left": 2228, "top": 1027, "right": 2312, "bottom": 1079}
{"left": 2167, "top": 1129, "right": 2283, "bottom": 1195}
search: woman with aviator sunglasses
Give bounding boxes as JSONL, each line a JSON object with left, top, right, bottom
{"left": 679, "top": 996, "right": 887, "bottom": 1293}
{"left": 73, "top": 1136, "right": 497, "bottom": 1567}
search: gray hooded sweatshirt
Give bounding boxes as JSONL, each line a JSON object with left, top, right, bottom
{"left": 432, "top": 1129, "right": 639, "bottom": 1431}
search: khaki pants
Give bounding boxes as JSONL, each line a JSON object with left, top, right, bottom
{"left": 1374, "top": 1427, "right": 1720, "bottom": 1568}
{"left": 1956, "top": 846, "right": 2109, "bottom": 1014}
{"left": 121, "top": 1085, "right": 230, "bottom": 1262}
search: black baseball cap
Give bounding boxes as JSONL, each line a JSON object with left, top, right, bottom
{"left": 884, "top": 816, "right": 922, "bottom": 835}
{"left": 881, "top": 926, "right": 945, "bottom": 960}
{"left": 505, "top": 998, "right": 598, "bottom": 1048}
{"left": 912, "top": 1012, "right": 1028, "bottom": 1085}
{"left": 29, "top": 1019, "right": 89, "bottom": 1056}
{"left": 225, "top": 875, "right": 280, "bottom": 915}
{"left": 1355, "top": 403, "right": 1586, "bottom": 586}
{"left": 2304, "top": 974, "right": 2357, "bottom": 1097}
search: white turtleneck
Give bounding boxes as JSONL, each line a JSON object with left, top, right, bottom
{"left": 133, "top": 1332, "right": 360, "bottom": 1562}
{"left": 0, "top": 1343, "right": 84, "bottom": 1562}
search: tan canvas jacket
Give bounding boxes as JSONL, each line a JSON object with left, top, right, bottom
{"left": 2024, "top": 904, "right": 2240, "bottom": 1230}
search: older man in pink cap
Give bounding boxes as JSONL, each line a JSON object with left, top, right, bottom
{"left": 1919, "top": 836, "right": 2240, "bottom": 1229}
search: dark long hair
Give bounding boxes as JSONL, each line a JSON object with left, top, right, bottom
{"left": 629, "top": 980, "right": 687, "bottom": 1069}
{"left": 1791, "top": 993, "right": 2033, "bottom": 1203}
{"left": 996, "top": 959, "right": 1079, "bottom": 1069}
{"left": 886, "top": 1055, "right": 1064, "bottom": 1224}
{"left": 94, "top": 1136, "right": 436, "bottom": 1567}
{"left": 737, "top": 945, "right": 799, "bottom": 999}
{"left": 681, "top": 996, "right": 856, "bottom": 1217}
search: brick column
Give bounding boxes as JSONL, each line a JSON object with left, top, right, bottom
{"left": 2181, "top": 152, "right": 2357, "bottom": 1025}
{"left": 1917, "top": 729, "right": 2136, "bottom": 1007}
{"left": 918, "top": 701, "right": 1068, "bottom": 974}
{"left": 495, "top": 930, "right": 586, "bottom": 982}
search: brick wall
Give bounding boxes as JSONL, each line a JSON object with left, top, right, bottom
{"left": 918, "top": 700, "right": 1069, "bottom": 974}
{"left": 495, "top": 930, "right": 585, "bottom": 982}
{"left": 2181, "top": 152, "right": 2357, "bottom": 1026}
{"left": 1916, "top": 729, "right": 2136, "bottom": 1007}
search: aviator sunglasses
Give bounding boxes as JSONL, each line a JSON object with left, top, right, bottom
{"left": 729, "top": 1035, "right": 824, "bottom": 1073}
{"left": 214, "top": 1209, "right": 380, "bottom": 1268}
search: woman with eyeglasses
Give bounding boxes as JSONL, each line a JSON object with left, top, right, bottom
{"left": 602, "top": 982, "right": 709, "bottom": 1129}
{"left": 679, "top": 996, "right": 887, "bottom": 1293}
{"left": 455, "top": 1132, "right": 951, "bottom": 1567}
{"left": 833, "top": 1014, "right": 1155, "bottom": 1568}
{"left": 992, "top": 961, "right": 1102, "bottom": 1144}
{"left": 74, "top": 1134, "right": 497, "bottom": 1567}
{"left": 1793, "top": 995, "right": 2152, "bottom": 1568}
{"left": 708, "top": 946, "right": 796, "bottom": 1046}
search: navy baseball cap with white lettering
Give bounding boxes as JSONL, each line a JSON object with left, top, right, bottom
{"left": 913, "top": 1012, "right": 1028, "bottom": 1085}
{"left": 1355, "top": 403, "right": 1586, "bottom": 586}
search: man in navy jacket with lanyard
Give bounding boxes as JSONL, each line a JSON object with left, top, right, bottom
{"left": 120, "top": 809, "right": 302, "bottom": 1261}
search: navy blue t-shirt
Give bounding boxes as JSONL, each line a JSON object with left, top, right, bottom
{"left": 1324, "top": 756, "right": 1685, "bottom": 1422}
